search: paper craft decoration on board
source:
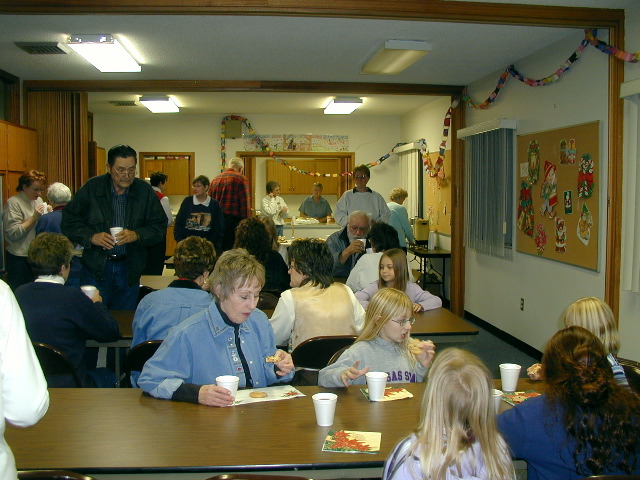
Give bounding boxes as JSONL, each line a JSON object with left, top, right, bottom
{"left": 527, "top": 140, "right": 540, "bottom": 184}
{"left": 559, "top": 138, "right": 577, "bottom": 164}
{"left": 516, "top": 121, "right": 599, "bottom": 271}
{"left": 563, "top": 190, "right": 573, "bottom": 215}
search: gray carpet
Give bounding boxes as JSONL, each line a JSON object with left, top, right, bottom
{"left": 434, "top": 318, "right": 541, "bottom": 381}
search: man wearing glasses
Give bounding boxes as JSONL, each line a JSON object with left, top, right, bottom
{"left": 334, "top": 164, "right": 390, "bottom": 227}
{"left": 62, "top": 144, "right": 167, "bottom": 310}
{"left": 325, "top": 210, "right": 371, "bottom": 278}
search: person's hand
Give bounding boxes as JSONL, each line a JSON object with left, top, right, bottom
{"left": 340, "top": 360, "right": 370, "bottom": 387}
{"left": 347, "top": 239, "right": 366, "bottom": 256}
{"left": 416, "top": 340, "right": 436, "bottom": 368}
{"left": 412, "top": 303, "right": 423, "bottom": 313}
{"left": 527, "top": 363, "right": 543, "bottom": 381}
{"left": 198, "top": 384, "right": 235, "bottom": 407}
{"left": 281, "top": 205, "right": 288, "bottom": 214}
{"left": 33, "top": 203, "right": 46, "bottom": 216}
{"left": 92, "top": 292, "right": 103, "bottom": 303}
{"left": 274, "top": 350, "right": 294, "bottom": 376}
{"left": 91, "top": 232, "right": 116, "bottom": 249}
{"left": 46, "top": 204, "right": 53, "bottom": 213}
{"left": 114, "top": 229, "right": 138, "bottom": 245}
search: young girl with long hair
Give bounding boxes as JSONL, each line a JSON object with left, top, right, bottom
{"left": 355, "top": 248, "right": 441, "bottom": 312}
{"left": 383, "top": 348, "right": 515, "bottom": 480}
{"left": 527, "top": 297, "right": 635, "bottom": 390}
{"left": 499, "top": 326, "right": 640, "bottom": 479}
{"left": 318, "top": 288, "right": 435, "bottom": 388}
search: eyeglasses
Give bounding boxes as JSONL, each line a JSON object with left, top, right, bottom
{"left": 348, "top": 224, "right": 368, "bottom": 233}
{"left": 114, "top": 167, "right": 136, "bottom": 176}
{"left": 354, "top": 174, "right": 368, "bottom": 179}
{"left": 391, "top": 317, "right": 416, "bottom": 327}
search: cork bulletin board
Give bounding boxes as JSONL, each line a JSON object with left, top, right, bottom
{"left": 423, "top": 150, "right": 452, "bottom": 236}
{"left": 515, "top": 121, "right": 599, "bottom": 270}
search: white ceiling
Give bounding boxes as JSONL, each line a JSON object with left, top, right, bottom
{"left": 0, "top": 0, "right": 633, "bottom": 117}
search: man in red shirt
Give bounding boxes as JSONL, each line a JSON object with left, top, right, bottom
{"left": 209, "top": 157, "right": 252, "bottom": 251}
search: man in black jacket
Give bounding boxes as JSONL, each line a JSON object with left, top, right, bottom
{"left": 62, "top": 144, "right": 167, "bottom": 310}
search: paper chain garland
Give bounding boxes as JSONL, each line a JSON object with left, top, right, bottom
{"left": 220, "top": 29, "right": 639, "bottom": 179}
{"left": 460, "top": 29, "right": 639, "bottom": 110}
{"left": 220, "top": 114, "right": 428, "bottom": 177}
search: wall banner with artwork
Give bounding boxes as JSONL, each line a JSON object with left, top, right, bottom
{"left": 515, "top": 121, "right": 599, "bottom": 271}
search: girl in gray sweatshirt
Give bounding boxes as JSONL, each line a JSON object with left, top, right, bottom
{"left": 318, "top": 288, "right": 435, "bottom": 388}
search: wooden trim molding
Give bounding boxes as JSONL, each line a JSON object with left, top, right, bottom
{"left": 0, "top": 1, "right": 624, "bottom": 28}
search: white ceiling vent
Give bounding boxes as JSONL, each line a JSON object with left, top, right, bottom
{"left": 109, "top": 101, "right": 138, "bottom": 107}
{"left": 15, "top": 42, "right": 70, "bottom": 55}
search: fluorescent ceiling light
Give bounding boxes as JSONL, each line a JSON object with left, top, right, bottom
{"left": 139, "top": 96, "right": 180, "bottom": 113}
{"left": 361, "top": 40, "right": 431, "bottom": 75}
{"left": 324, "top": 97, "right": 363, "bottom": 115}
{"left": 67, "top": 34, "right": 140, "bottom": 72}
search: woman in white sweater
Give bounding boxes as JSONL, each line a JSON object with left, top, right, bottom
{"left": 261, "top": 180, "right": 289, "bottom": 237}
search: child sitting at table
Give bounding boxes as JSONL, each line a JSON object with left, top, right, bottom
{"left": 355, "top": 248, "right": 442, "bottom": 312}
{"left": 318, "top": 288, "right": 435, "bottom": 388}
{"left": 383, "top": 348, "right": 515, "bottom": 480}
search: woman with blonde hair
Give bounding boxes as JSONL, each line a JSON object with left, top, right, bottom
{"left": 384, "top": 348, "right": 515, "bottom": 480}
{"left": 318, "top": 288, "right": 435, "bottom": 388}
{"left": 527, "top": 297, "right": 632, "bottom": 389}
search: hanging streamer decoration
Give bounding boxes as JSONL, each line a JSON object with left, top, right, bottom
{"left": 220, "top": 114, "right": 428, "bottom": 177}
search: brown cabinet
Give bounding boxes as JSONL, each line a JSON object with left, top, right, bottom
{"left": 0, "top": 120, "right": 39, "bottom": 206}
{"left": 266, "top": 158, "right": 341, "bottom": 195}
{"left": 165, "top": 225, "right": 177, "bottom": 256}
{"left": 7, "top": 123, "right": 37, "bottom": 171}
{"left": 140, "top": 152, "right": 195, "bottom": 196}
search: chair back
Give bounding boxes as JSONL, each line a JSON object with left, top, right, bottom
{"left": 206, "top": 474, "right": 311, "bottom": 480}
{"left": 122, "top": 340, "right": 162, "bottom": 387}
{"left": 291, "top": 335, "right": 357, "bottom": 370}
{"left": 618, "top": 356, "right": 640, "bottom": 393}
{"left": 577, "top": 476, "right": 640, "bottom": 480}
{"left": 32, "top": 342, "right": 82, "bottom": 387}
{"left": 137, "top": 285, "right": 157, "bottom": 305}
{"left": 327, "top": 344, "right": 351, "bottom": 366}
{"left": 18, "top": 471, "right": 97, "bottom": 480}
{"left": 257, "top": 291, "right": 279, "bottom": 310}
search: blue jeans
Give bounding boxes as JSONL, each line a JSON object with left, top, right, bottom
{"left": 81, "top": 259, "right": 139, "bottom": 310}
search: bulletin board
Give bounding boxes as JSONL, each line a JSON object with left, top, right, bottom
{"left": 423, "top": 150, "right": 452, "bottom": 236}
{"left": 515, "top": 121, "right": 599, "bottom": 270}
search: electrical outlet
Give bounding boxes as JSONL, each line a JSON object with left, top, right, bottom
{"left": 520, "top": 298, "right": 524, "bottom": 311}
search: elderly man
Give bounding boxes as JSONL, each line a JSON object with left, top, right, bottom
{"left": 62, "top": 144, "right": 167, "bottom": 310}
{"left": 325, "top": 210, "right": 371, "bottom": 278}
{"left": 334, "top": 164, "right": 390, "bottom": 227}
{"left": 209, "top": 157, "right": 252, "bottom": 251}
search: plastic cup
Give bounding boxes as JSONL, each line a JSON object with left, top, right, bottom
{"left": 493, "top": 388, "right": 503, "bottom": 414}
{"left": 110, "top": 227, "right": 123, "bottom": 243}
{"left": 216, "top": 375, "right": 240, "bottom": 397}
{"left": 312, "top": 393, "right": 337, "bottom": 426}
{"left": 358, "top": 238, "right": 366, "bottom": 248}
{"left": 499, "top": 363, "right": 521, "bottom": 392}
{"left": 40, "top": 202, "right": 48, "bottom": 215}
{"left": 80, "top": 285, "right": 97, "bottom": 299}
{"left": 365, "top": 371, "right": 388, "bottom": 401}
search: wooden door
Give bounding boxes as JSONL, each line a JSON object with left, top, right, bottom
{"left": 314, "top": 158, "right": 339, "bottom": 195}
{"left": 265, "top": 160, "right": 292, "bottom": 193}
{"left": 288, "top": 159, "right": 316, "bottom": 194}
{"left": 162, "top": 158, "right": 190, "bottom": 196}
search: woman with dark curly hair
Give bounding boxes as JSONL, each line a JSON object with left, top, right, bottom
{"left": 498, "top": 326, "right": 640, "bottom": 480}
{"left": 2, "top": 170, "right": 50, "bottom": 290}
{"left": 270, "top": 238, "right": 364, "bottom": 352}
{"left": 234, "top": 217, "right": 289, "bottom": 295}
